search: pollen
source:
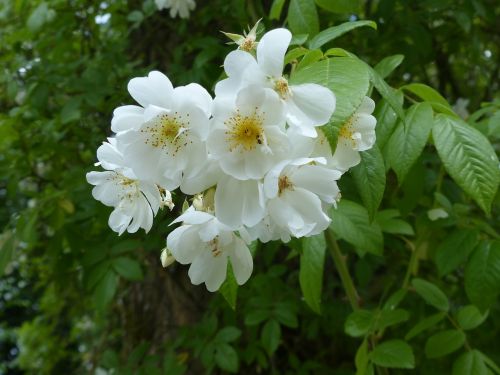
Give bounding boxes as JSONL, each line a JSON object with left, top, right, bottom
{"left": 140, "top": 113, "right": 190, "bottom": 155}
{"left": 225, "top": 110, "right": 265, "bottom": 152}
{"left": 278, "top": 175, "right": 294, "bottom": 195}
{"left": 274, "top": 77, "right": 290, "bottom": 99}
{"left": 208, "top": 237, "right": 222, "bottom": 258}
{"left": 338, "top": 118, "right": 357, "bottom": 147}
{"left": 240, "top": 37, "right": 256, "bottom": 52}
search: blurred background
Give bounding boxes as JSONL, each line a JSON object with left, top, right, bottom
{"left": 0, "top": 0, "right": 499, "bottom": 374}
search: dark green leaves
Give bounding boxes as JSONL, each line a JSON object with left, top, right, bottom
{"left": 288, "top": 0, "right": 319, "bottom": 37}
{"left": 434, "top": 229, "right": 479, "bottom": 277}
{"left": 432, "top": 114, "right": 500, "bottom": 214}
{"left": 425, "top": 330, "right": 465, "bottom": 358}
{"left": 386, "top": 103, "right": 434, "bottom": 183}
{"left": 215, "top": 344, "right": 239, "bottom": 373}
{"left": 308, "top": 20, "right": 377, "bottom": 50}
{"left": 370, "top": 340, "right": 415, "bottom": 369}
{"left": 405, "top": 312, "right": 447, "bottom": 340}
{"left": 456, "top": 305, "right": 488, "bottom": 330}
{"left": 299, "top": 234, "right": 326, "bottom": 313}
{"left": 465, "top": 241, "right": 500, "bottom": 311}
{"left": 112, "top": 257, "right": 143, "bottom": 281}
{"left": 374, "top": 55, "right": 404, "bottom": 78}
{"left": 261, "top": 319, "right": 281, "bottom": 355}
{"left": 330, "top": 200, "right": 383, "bottom": 256}
{"left": 220, "top": 263, "right": 238, "bottom": 310}
{"left": 351, "top": 145, "right": 386, "bottom": 221}
{"left": 453, "top": 350, "right": 489, "bottom": 375}
{"left": 412, "top": 278, "right": 449, "bottom": 311}
{"left": 0, "top": 230, "right": 16, "bottom": 276}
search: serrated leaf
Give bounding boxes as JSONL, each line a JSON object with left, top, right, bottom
{"left": 370, "top": 340, "right": 415, "bottom": 369}
{"left": 367, "top": 65, "right": 406, "bottom": 121}
{"left": 308, "top": 20, "right": 377, "bottom": 50}
{"left": 435, "top": 229, "right": 479, "bottom": 277}
{"left": 112, "top": 257, "right": 143, "bottom": 281}
{"left": 402, "top": 83, "right": 450, "bottom": 108}
{"left": 215, "top": 344, "right": 239, "bottom": 373}
{"left": 261, "top": 319, "right": 281, "bottom": 355}
{"left": 290, "top": 57, "right": 370, "bottom": 151}
{"left": 425, "top": 330, "right": 465, "bottom": 358}
{"left": 345, "top": 310, "right": 374, "bottom": 337}
{"left": 405, "top": 312, "right": 446, "bottom": 340}
{"left": 453, "top": 350, "right": 488, "bottom": 375}
{"left": 330, "top": 200, "right": 383, "bottom": 256}
{"left": 375, "top": 93, "right": 405, "bottom": 151}
{"left": 373, "top": 309, "right": 410, "bottom": 331}
{"left": 457, "top": 305, "right": 488, "bottom": 330}
{"left": 299, "top": 234, "right": 326, "bottom": 314}
{"left": 374, "top": 54, "right": 404, "bottom": 79}
{"left": 288, "top": 0, "right": 319, "bottom": 37}
{"left": 375, "top": 209, "right": 414, "bottom": 236}
{"left": 386, "top": 103, "right": 434, "bottom": 183}
{"left": 465, "top": 241, "right": 500, "bottom": 311}
{"left": 351, "top": 145, "right": 386, "bottom": 221}
{"left": 432, "top": 114, "right": 500, "bottom": 214}
{"left": 219, "top": 262, "right": 238, "bottom": 310}
{"left": 412, "top": 278, "right": 449, "bottom": 311}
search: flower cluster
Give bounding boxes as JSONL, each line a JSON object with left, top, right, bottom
{"left": 87, "top": 27, "right": 377, "bottom": 292}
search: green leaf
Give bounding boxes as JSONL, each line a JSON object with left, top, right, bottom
{"left": 411, "top": 278, "right": 449, "bottom": 311}
{"left": 269, "top": 0, "right": 286, "bottom": 19}
{"left": 288, "top": 0, "right": 319, "bottom": 38}
{"left": 432, "top": 114, "right": 500, "bottom": 214}
{"left": 374, "top": 55, "right": 404, "bottom": 79}
{"left": 402, "top": 83, "right": 450, "bottom": 108}
{"left": 299, "top": 234, "right": 326, "bottom": 314}
{"left": 27, "top": 2, "right": 55, "bottom": 32}
{"left": 274, "top": 302, "right": 298, "bottom": 328}
{"left": 373, "top": 309, "right": 410, "bottom": 331}
{"left": 386, "top": 103, "right": 434, "bottom": 183}
{"left": 405, "top": 312, "right": 447, "bottom": 340}
{"left": 465, "top": 241, "right": 500, "bottom": 311}
{"left": 370, "top": 340, "right": 415, "bottom": 369}
{"left": 330, "top": 200, "right": 383, "bottom": 256}
{"left": 244, "top": 309, "right": 268, "bottom": 326}
{"left": 457, "top": 305, "right": 488, "bottom": 331}
{"left": 296, "top": 49, "right": 323, "bottom": 71}
{"left": 290, "top": 57, "right": 370, "bottom": 151}
{"left": 93, "top": 270, "right": 118, "bottom": 311}
{"left": 215, "top": 344, "right": 239, "bottom": 373}
{"left": 261, "top": 319, "right": 281, "bottom": 355}
{"left": 375, "top": 93, "right": 405, "bottom": 151}
{"left": 367, "top": 65, "right": 406, "bottom": 121}
{"left": 345, "top": 310, "right": 374, "bottom": 337}
{"left": 0, "top": 231, "right": 16, "bottom": 276}
{"left": 308, "top": 20, "right": 377, "bottom": 50}
{"left": 315, "top": 0, "right": 360, "bottom": 13}
{"left": 434, "top": 229, "right": 479, "bottom": 277}
{"left": 425, "top": 330, "right": 466, "bottom": 358}
{"left": 355, "top": 339, "right": 370, "bottom": 375}
{"left": 219, "top": 262, "right": 238, "bottom": 310}
{"left": 453, "top": 350, "right": 488, "bottom": 375}
{"left": 215, "top": 327, "right": 241, "bottom": 343}
{"left": 351, "top": 145, "right": 386, "bottom": 221}
{"left": 479, "top": 352, "right": 500, "bottom": 375}
{"left": 383, "top": 289, "right": 407, "bottom": 310}
{"left": 375, "top": 209, "right": 414, "bottom": 236}
{"left": 112, "top": 257, "right": 143, "bottom": 281}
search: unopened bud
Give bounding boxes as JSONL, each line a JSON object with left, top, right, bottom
{"left": 160, "top": 248, "right": 175, "bottom": 268}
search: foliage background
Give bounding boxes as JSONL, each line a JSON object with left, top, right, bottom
{"left": 1, "top": 0, "right": 499, "bottom": 374}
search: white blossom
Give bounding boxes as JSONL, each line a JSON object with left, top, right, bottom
{"left": 167, "top": 208, "right": 253, "bottom": 292}
{"left": 155, "top": 0, "right": 195, "bottom": 19}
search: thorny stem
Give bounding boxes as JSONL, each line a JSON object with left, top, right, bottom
{"left": 325, "top": 230, "right": 360, "bottom": 310}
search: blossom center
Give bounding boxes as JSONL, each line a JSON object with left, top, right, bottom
{"left": 273, "top": 77, "right": 290, "bottom": 99}
{"left": 225, "top": 111, "right": 265, "bottom": 152}
{"left": 208, "top": 237, "right": 222, "bottom": 258}
{"left": 338, "top": 119, "right": 358, "bottom": 147}
{"left": 240, "top": 37, "right": 257, "bottom": 52}
{"left": 141, "top": 112, "right": 190, "bottom": 153}
{"left": 278, "top": 175, "right": 294, "bottom": 195}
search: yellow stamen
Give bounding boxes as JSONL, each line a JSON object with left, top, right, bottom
{"left": 141, "top": 113, "right": 191, "bottom": 155}
{"left": 225, "top": 110, "right": 265, "bottom": 152}
{"left": 274, "top": 77, "right": 290, "bottom": 99}
{"left": 278, "top": 175, "right": 294, "bottom": 195}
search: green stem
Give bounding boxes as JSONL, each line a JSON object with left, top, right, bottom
{"left": 325, "top": 230, "right": 360, "bottom": 310}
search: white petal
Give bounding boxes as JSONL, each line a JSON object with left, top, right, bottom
{"left": 108, "top": 208, "right": 131, "bottom": 235}
{"left": 96, "top": 141, "right": 126, "bottom": 170}
{"left": 215, "top": 176, "right": 244, "bottom": 228}
{"left": 357, "top": 96, "right": 375, "bottom": 115}
{"left": 331, "top": 141, "right": 361, "bottom": 171}
{"left": 291, "top": 165, "right": 341, "bottom": 203}
{"left": 127, "top": 71, "right": 174, "bottom": 108}
{"left": 257, "top": 28, "right": 291, "bottom": 77}
{"left": 168, "top": 226, "right": 204, "bottom": 264}
{"left": 111, "top": 105, "right": 144, "bottom": 133}
{"left": 171, "top": 207, "right": 214, "bottom": 225}
{"left": 174, "top": 83, "right": 213, "bottom": 117}
{"left": 287, "top": 83, "right": 336, "bottom": 132}
{"left": 228, "top": 237, "right": 253, "bottom": 285}
{"left": 86, "top": 171, "right": 113, "bottom": 186}
{"left": 203, "top": 255, "right": 228, "bottom": 292}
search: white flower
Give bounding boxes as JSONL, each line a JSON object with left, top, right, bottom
{"left": 207, "top": 85, "right": 289, "bottom": 180}
{"left": 215, "top": 28, "right": 336, "bottom": 137}
{"left": 167, "top": 208, "right": 253, "bottom": 292}
{"left": 262, "top": 158, "right": 341, "bottom": 238}
{"left": 427, "top": 208, "right": 449, "bottom": 221}
{"left": 114, "top": 71, "right": 213, "bottom": 192}
{"left": 155, "top": 0, "right": 195, "bottom": 19}
{"left": 214, "top": 175, "right": 266, "bottom": 229}
{"left": 86, "top": 139, "right": 163, "bottom": 235}
{"left": 330, "top": 96, "right": 377, "bottom": 171}
{"left": 223, "top": 19, "right": 261, "bottom": 53}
